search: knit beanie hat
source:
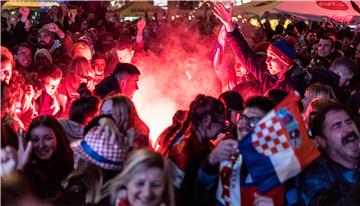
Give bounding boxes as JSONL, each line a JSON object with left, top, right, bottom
{"left": 267, "top": 39, "right": 296, "bottom": 66}
{"left": 34, "top": 48, "right": 53, "bottom": 64}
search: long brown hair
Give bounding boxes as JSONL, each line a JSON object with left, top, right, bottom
{"left": 68, "top": 56, "right": 94, "bottom": 77}
{"left": 164, "top": 94, "right": 225, "bottom": 155}
{"left": 101, "top": 95, "right": 135, "bottom": 133}
{"left": 25, "top": 115, "right": 73, "bottom": 179}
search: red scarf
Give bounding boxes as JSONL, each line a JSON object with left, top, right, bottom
{"left": 220, "top": 154, "right": 238, "bottom": 206}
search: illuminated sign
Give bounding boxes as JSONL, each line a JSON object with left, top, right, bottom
{"left": 316, "top": 1, "right": 348, "bottom": 10}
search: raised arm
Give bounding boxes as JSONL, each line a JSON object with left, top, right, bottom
{"left": 213, "top": 2, "right": 267, "bottom": 82}
{"left": 134, "top": 18, "right": 146, "bottom": 51}
{"left": 42, "top": 22, "right": 65, "bottom": 39}
{"left": 8, "top": 7, "right": 31, "bottom": 49}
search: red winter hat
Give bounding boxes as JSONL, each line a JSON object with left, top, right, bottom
{"left": 267, "top": 39, "right": 296, "bottom": 66}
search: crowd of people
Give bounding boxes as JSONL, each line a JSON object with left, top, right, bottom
{"left": 1, "top": 2, "right": 360, "bottom": 206}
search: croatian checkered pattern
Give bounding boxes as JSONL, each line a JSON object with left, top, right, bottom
{"left": 71, "top": 127, "right": 126, "bottom": 171}
{"left": 252, "top": 116, "right": 290, "bottom": 156}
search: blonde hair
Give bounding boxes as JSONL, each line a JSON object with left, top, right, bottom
{"left": 303, "top": 83, "right": 336, "bottom": 110}
{"left": 103, "top": 149, "right": 175, "bottom": 206}
{"left": 101, "top": 95, "right": 135, "bottom": 133}
{"left": 72, "top": 42, "right": 90, "bottom": 56}
{"left": 68, "top": 56, "right": 94, "bottom": 77}
{"left": 304, "top": 83, "right": 336, "bottom": 102}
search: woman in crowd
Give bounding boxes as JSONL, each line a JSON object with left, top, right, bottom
{"left": 0, "top": 54, "right": 23, "bottom": 126}
{"left": 163, "top": 94, "right": 226, "bottom": 205}
{"left": 56, "top": 115, "right": 128, "bottom": 206}
{"left": 58, "top": 56, "right": 95, "bottom": 104}
{"left": 58, "top": 83, "right": 100, "bottom": 142}
{"left": 100, "top": 95, "right": 150, "bottom": 148}
{"left": 24, "top": 115, "right": 73, "bottom": 199}
{"left": 301, "top": 83, "right": 337, "bottom": 111}
{"left": 106, "top": 148, "right": 175, "bottom": 206}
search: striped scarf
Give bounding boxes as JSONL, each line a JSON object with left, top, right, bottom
{"left": 216, "top": 155, "right": 242, "bottom": 206}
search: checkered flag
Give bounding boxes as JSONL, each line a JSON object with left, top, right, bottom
{"left": 238, "top": 93, "right": 320, "bottom": 193}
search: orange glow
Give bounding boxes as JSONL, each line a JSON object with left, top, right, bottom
{"left": 130, "top": 26, "right": 222, "bottom": 145}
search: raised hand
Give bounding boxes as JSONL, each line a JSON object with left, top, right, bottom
{"left": 19, "top": 7, "right": 30, "bottom": 17}
{"left": 213, "top": 2, "right": 235, "bottom": 32}
{"left": 1, "top": 132, "right": 32, "bottom": 177}
{"left": 16, "top": 130, "right": 32, "bottom": 170}
{"left": 43, "top": 22, "right": 65, "bottom": 38}
{"left": 44, "top": 22, "right": 59, "bottom": 33}
{"left": 137, "top": 18, "right": 147, "bottom": 32}
{"left": 208, "top": 138, "right": 238, "bottom": 165}
{"left": 19, "top": 7, "right": 30, "bottom": 23}
{"left": 86, "top": 80, "right": 95, "bottom": 92}
{"left": 1, "top": 146, "right": 18, "bottom": 176}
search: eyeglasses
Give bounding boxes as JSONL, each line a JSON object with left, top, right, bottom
{"left": 239, "top": 113, "right": 261, "bottom": 128}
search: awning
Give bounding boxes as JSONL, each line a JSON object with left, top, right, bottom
{"left": 234, "top": 0, "right": 360, "bottom": 24}
{"left": 119, "top": 1, "right": 164, "bottom": 17}
{"left": 275, "top": 1, "right": 360, "bottom": 24}
{"left": 233, "top": 1, "right": 282, "bottom": 16}
{"left": 2, "top": 1, "right": 59, "bottom": 10}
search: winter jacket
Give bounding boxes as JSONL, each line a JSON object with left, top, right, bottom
{"left": 227, "top": 29, "right": 310, "bottom": 96}
{"left": 299, "top": 155, "right": 360, "bottom": 206}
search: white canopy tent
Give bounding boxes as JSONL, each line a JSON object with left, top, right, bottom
{"left": 275, "top": 0, "right": 360, "bottom": 24}
{"left": 234, "top": 0, "right": 360, "bottom": 24}
{"left": 233, "top": 1, "right": 282, "bottom": 16}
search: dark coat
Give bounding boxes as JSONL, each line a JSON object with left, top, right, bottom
{"left": 309, "top": 68, "right": 350, "bottom": 103}
{"left": 52, "top": 173, "right": 113, "bottom": 206}
{"left": 227, "top": 29, "right": 310, "bottom": 96}
{"left": 94, "top": 74, "right": 121, "bottom": 99}
{"left": 6, "top": 21, "right": 28, "bottom": 50}
{"left": 298, "top": 155, "right": 360, "bottom": 206}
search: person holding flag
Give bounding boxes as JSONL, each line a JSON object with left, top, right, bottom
{"left": 195, "top": 96, "right": 279, "bottom": 206}
{"left": 195, "top": 93, "right": 320, "bottom": 206}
